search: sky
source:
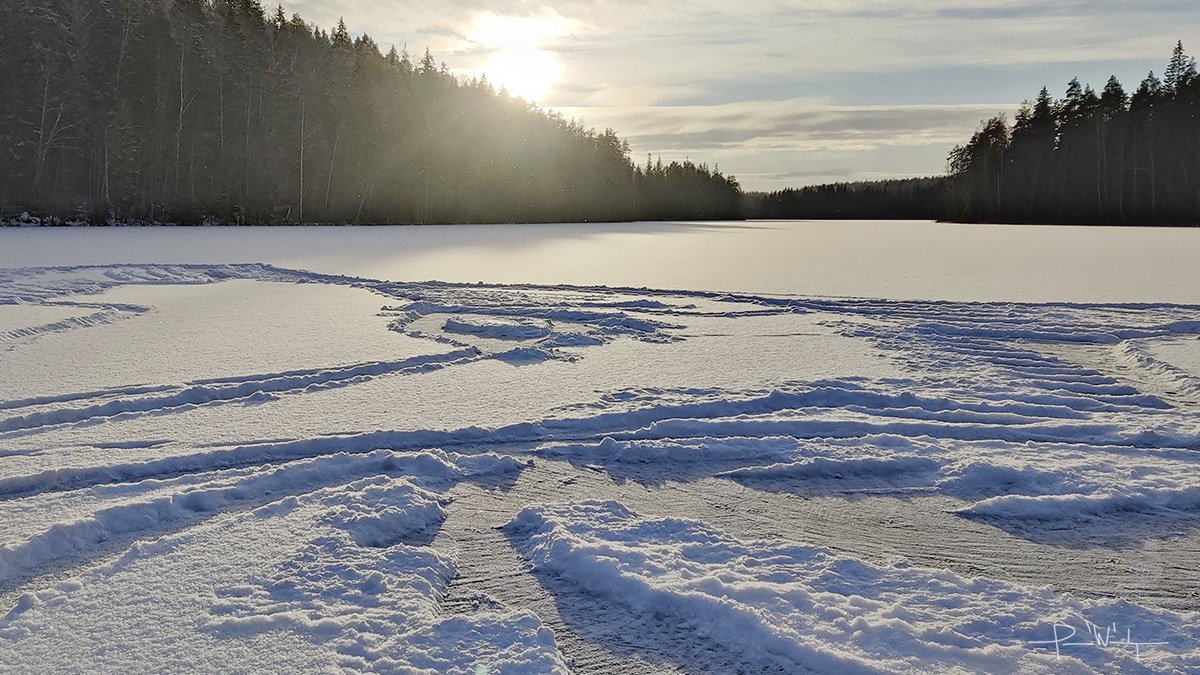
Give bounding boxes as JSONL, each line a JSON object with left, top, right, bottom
{"left": 279, "top": 1, "right": 1200, "bottom": 192}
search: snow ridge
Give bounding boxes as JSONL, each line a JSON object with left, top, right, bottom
{"left": 506, "top": 501, "right": 1200, "bottom": 674}
{"left": 0, "top": 349, "right": 481, "bottom": 436}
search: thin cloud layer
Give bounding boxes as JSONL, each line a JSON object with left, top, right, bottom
{"left": 556, "top": 100, "right": 1011, "bottom": 148}
{"left": 280, "top": 0, "right": 1199, "bottom": 189}
{"left": 557, "top": 100, "right": 1012, "bottom": 189}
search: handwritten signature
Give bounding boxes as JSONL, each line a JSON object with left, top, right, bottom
{"left": 1029, "top": 620, "right": 1168, "bottom": 660}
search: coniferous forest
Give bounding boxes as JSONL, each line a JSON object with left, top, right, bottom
{"left": 4, "top": 0, "right": 1195, "bottom": 228}
{"left": 0, "top": 0, "right": 742, "bottom": 225}
{"left": 946, "top": 42, "right": 1200, "bottom": 225}
{"left": 753, "top": 178, "right": 946, "bottom": 220}
{"left": 755, "top": 43, "right": 1200, "bottom": 226}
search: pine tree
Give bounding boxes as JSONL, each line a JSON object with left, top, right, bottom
{"left": 1164, "top": 41, "right": 1198, "bottom": 96}
{"left": 1097, "top": 76, "right": 1129, "bottom": 219}
{"left": 945, "top": 42, "right": 1200, "bottom": 225}
{"left": 331, "top": 17, "right": 351, "bottom": 49}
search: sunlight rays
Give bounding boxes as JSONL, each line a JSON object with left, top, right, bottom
{"left": 468, "top": 14, "right": 573, "bottom": 103}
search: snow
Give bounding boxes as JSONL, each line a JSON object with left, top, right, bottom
{"left": 1, "top": 221, "right": 1199, "bottom": 673}
{"left": 444, "top": 317, "right": 553, "bottom": 340}
{"left": 4, "top": 221, "right": 1200, "bottom": 303}
{"left": 505, "top": 500, "right": 1200, "bottom": 673}
{"left": 1, "top": 462, "right": 565, "bottom": 674}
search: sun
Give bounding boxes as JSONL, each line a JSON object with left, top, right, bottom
{"left": 484, "top": 45, "right": 559, "bottom": 103}
{"left": 469, "top": 15, "right": 571, "bottom": 103}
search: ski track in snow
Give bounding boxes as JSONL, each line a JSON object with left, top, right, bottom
{"left": 1, "top": 263, "right": 1199, "bottom": 673}
{"left": 0, "top": 302, "right": 151, "bottom": 349}
{"left": 0, "top": 349, "right": 482, "bottom": 438}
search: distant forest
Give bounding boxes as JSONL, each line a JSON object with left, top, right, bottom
{"left": 752, "top": 178, "right": 946, "bottom": 220}
{"left": 0, "top": 0, "right": 741, "bottom": 225}
{"left": 756, "top": 43, "right": 1200, "bottom": 226}
{"left": 946, "top": 41, "right": 1200, "bottom": 225}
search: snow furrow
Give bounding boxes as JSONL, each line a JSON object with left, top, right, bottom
{"left": 0, "top": 307, "right": 149, "bottom": 345}
{"left": 0, "top": 450, "right": 523, "bottom": 599}
{"left": 0, "top": 349, "right": 481, "bottom": 435}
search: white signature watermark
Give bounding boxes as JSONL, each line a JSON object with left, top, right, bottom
{"left": 1029, "top": 620, "right": 1168, "bottom": 660}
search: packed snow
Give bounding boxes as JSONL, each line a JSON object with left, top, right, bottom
{"left": 506, "top": 500, "right": 1198, "bottom": 674}
{"left": 1, "top": 222, "right": 1199, "bottom": 673}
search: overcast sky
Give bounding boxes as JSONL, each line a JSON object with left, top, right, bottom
{"left": 280, "top": 1, "right": 1199, "bottom": 191}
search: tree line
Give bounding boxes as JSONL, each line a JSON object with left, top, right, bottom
{"left": 753, "top": 42, "right": 1199, "bottom": 226}
{"left": 0, "top": 0, "right": 741, "bottom": 225}
{"left": 947, "top": 41, "right": 1200, "bottom": 225}
{"left": 751, "top": 178, "right": 946, "bottom": 220}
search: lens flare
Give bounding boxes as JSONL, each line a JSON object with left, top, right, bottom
{"left": 469, "top": 15, "right": 572, "bottom": 103}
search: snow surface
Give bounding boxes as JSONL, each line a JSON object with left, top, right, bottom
{"left": 1, "top": 222, "right": 1199, "bottom": 673}
{"left": 506, "top": 500, "right": 1199, "bottom": 674}
{"left": 5, "top": 220, "right": 1200, "bottom": 303}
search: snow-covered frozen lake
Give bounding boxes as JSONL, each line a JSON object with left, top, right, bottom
{"left": 1, "top": 220, "right": 1199, "bottom": 673}
{"left": 5, "top": 219, "right": 1200, "bottom": 303}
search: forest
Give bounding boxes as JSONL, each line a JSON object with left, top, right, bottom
{"left": 0, "top": 0, "right": 742, "bottom": 225}
{"left": 752, "top": 178, "right": 946, "bottom": 220}
{"left": 753, "top": 43, "right": 1200, "bottom": 226}
{"left": 946, "top": 42, "right": 1200, "bottom": 225}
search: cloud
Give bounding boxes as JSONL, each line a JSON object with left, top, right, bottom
{"left": 550, "top": 99, "right": 1014, "bottom": 189}
{"left": 554, "top": 99, "right": 1013, "bottom": 152}
{"left": 282, "top": 1, "right": 1200, "bottom": 76}
{"left": 275, "top": 0, "right": 1200, "bottom": 188}
{"left": 279, "top": 1, "right": 1199, "bottom": 108}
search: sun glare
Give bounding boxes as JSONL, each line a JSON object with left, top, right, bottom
{"left": 469, "top": 15, "right": 571, "bottom": 103}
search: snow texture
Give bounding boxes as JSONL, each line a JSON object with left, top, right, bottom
{"left": 506, "top": 500, "right": 1200, "bottom": 674}
{"left": 1, "top": 250, "right": 1199, "bottom": 673}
